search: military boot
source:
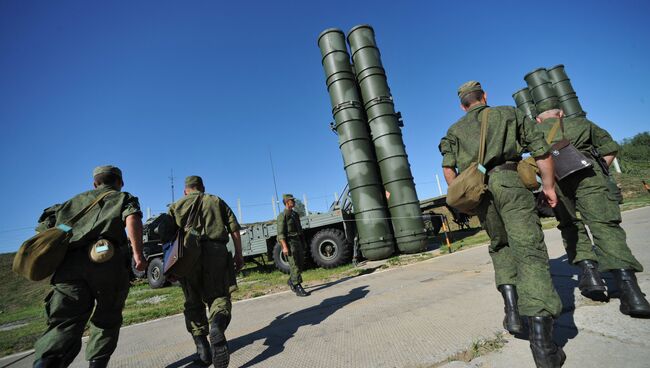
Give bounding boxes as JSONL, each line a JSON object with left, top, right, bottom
{"left": 210, "top": 315, "right": 230, "bottom": 368}
{"left": 192, "top": 335, "right": 212, "bottom": 366}
{"left": 33, "top": 357, "right": 64, "bottom": 368}
{"left": 497, "top": 284, "right": 524, "bottom": 334}
{"left": 576, "top": 260, "right": 607, "bottom": 301}
{"left": 294, "top": 283, "right": 309, "bottom": 297}
{"left": 528, "top": 316, "right": 566, "bottom": 368}
{"left": 88, "top": 359, "right": 109, "bottom": 368}
{"left": 612, "top": 269, "right": 650, "bottom": 317}
{"left": 287, "top": 279, "right": 296, "bottom": 292}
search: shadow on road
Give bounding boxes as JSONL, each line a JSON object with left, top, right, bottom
{"left": 164, "top": 355, "right": 204, "bottom": 368}
{"left": 549, "top": 254, "right": 579, "bottom": 346}
{"left": 229, "top": 285, "right": 369, "bottom": 367}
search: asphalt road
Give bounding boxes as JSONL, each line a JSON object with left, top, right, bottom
{"left": 3, "top": 207, "right": 649, "bottom": 368}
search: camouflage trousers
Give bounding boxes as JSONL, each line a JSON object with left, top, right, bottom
{"left": 478, "top": 170, "right": 562, "bottom": 318}
{"left": 287, "top": 237, "right": 304, "bottom": 285}
{"left": 554, "top": 165, "right": 642, "bottom": 272}
{"left": 180, "top": 241, "right": 235, "bottom": 337}
{"left": 33, "top": 246, "right": 130, "bottom": 365}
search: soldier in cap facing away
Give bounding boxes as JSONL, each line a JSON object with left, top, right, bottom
{"left": 440, "top": 82, "right": 565, "bottom": 368}
{"left": 168, "top": 176, "right": 244, "bottom": 368}
{"left": 33, "top": 165, "right": 145, "bottom": 368}
{"left": 276, "top": 194, "right": 309, "bottom": 297}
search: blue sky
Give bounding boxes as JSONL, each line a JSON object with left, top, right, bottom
{"left": 1, "top": 0, "right": 648, "bottom": 253}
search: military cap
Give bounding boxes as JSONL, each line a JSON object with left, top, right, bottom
{"left": 282, "top": 194, "right": 296, "bottom": 203}
{"left": 185, "top": 175, "right": 204, "bottom": 187}
{"left": 535, "top": 98, "right": 560, "bottom": 114}
{"left": 93, "top": 165, "right": 122, "bottom": 179}
{"left": 457, "top": 80, "right": 483, "bottom": 99}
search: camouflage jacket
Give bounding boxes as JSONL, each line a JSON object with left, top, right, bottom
{"left": 276, "top": 209, "right": 302, "bottom": 240}
{"left": 169, "top": 191, "right": 240, "bottom": 243}
{"left": 439, "top": 104, "right": 550, "bottom": 173}
{"left": 534, "top": 116, "right": 619, "bottom": 157}
{"left": 39, "top": 184, "right": 141, "bottom": 248}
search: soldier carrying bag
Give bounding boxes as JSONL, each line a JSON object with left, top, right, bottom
{"left": 549, "top": 117, "right": 592, "bottom": 180}
{"left": 13, "top": 191, "right": 115, "bottom": 281}
{"left": 163, "top": 194, "right": 203, "bottom": 278}
{"left": 446, "top": 108, "right": 489, "bottom": 214}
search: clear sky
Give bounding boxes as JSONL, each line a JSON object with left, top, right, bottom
{"left": 1, "top": 0, "right": 648, "bottom": 253}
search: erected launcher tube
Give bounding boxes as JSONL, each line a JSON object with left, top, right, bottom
{"left": 547, "top": 64, "right": 586, "bottom": 118}
{"left": 347, "top": 24, "right": 428, "bottom": 253}
{"left": 318, "top": 28, "right": 396, "bottom": 260}
{"left": 512, "top": 87, "right": 538, "bottom": 120}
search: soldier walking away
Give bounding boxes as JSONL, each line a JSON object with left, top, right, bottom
{"left": 169, "top": 176, "right": 244, "bottom": 368}
{"left": 277, "top": 194, "right": 309, "bottom": 297}
{"left": 33, "top": 165, "right": 146, "bottom": 368}
{"left": 440, "top": 81, "right": 565, "bottom": 367}
{"left": 534, "top": 104, "right": 650, "bottom": 317}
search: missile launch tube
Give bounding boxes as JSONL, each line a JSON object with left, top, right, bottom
{"left": 547, "top": 64, "right": 586, "bottom": 118}
{"left": 512, "top": 87, "right": 538, "bottom": 120}
{"left": 347, "top": 24, "right": 427, "bottom": 254}
{"left": 318, "top": 28, "right": 396, "bottom": 260}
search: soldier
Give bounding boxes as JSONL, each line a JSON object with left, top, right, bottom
{"left": 276, "top": 194, "right": 309, "bottom": 297}
{"left": 169, "top": 176, "right": 244, "bottom": 368}
{"left": 533, "top": 103, "right": 650, "bottom": 317}
{"left": 33, "top": 165, "right": 145, "bottom": 368}
{"left": 440, "top": 81, "right": 565, "bottom": 368}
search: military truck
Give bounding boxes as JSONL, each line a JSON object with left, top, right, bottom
{"left": 133, "top": 187, "right": 446, "bottom": 288}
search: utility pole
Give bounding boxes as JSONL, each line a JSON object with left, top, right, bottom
{"left": 435, "top": 174, "right": 443, "bottom": 196}
{"left": 169, "top": 169, "right": 176, "bottom": 204}
{"left": 269, "top": 150, "right": 281, "bottom": 215}
{"left": 237, "top": 198, "right": 242, "bottom": 223}
{"left": 303, "top": 194, "right": 309, "bottom": 215}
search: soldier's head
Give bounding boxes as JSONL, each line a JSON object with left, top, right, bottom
{"left": 184, "top": 175, "right": 205, "bottom": 195}
{"left": 536, "top": 108, "right": 563, "bottom": 123}
{"left": 282, "top": 194, "right": 296, "bottom": 210}
{"left": 93, "top": 165, "right": 123, "bottom": 190}
{"left": 458, "top": 81, "right": 487, "bottom": 111}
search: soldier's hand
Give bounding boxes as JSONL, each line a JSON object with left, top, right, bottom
{"left": 543, "top": 186, "right": 558, "bottom": 208}
{"left": 234, "top": 253, "right": 244, "bottom": 272}
{"left": 134, "top": 253, "right": 148, "bottom": 272}
{"left": 282, "top": 246, "right": 289, "bottom": 256}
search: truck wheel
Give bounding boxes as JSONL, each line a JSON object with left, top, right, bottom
{"left": 147, "top": 257, "right": 167, "bottom": 289}
{"left": 131, "top": 256, "right": 146, "bottom": 279}
{"left": 272, "top": 242, "right": 291, "bottom": 274}
{"left": 310, "top": 228, "right": 351, "bottom": 269}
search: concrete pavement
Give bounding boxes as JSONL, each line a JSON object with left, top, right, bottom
{"left": 2, "top": 207, "right": 649, "bottom": 368}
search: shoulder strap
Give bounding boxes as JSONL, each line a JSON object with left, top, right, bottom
{"left": 478, "top": 108, "right": 490, "bottom": 165}
{"left": 185, "top": 194, "right": 203, "bottom": 230}
{"left": 66, "top": 190, "right": 115, "bottom": 226}
{"left": 547, "top": 118, "right": 562, "bottom": 144}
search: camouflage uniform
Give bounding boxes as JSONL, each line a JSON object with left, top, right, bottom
{"left": 276, "top": 208, "right": 305, "bottom": 285}
{"left": 168, "top": 190, "right": 240, "bottom": 339}
{"left": 440, "top": 103, "right": 562, "bottom": 317}
{"left": 33, "top": 181, "right": 141, "bottom": 366}
{"left": 535, "top": 116, "right": 643, "bottom": 272}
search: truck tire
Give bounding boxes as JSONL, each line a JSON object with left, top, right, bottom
{"left": 272, "top": 242, "right": 291, "bottom": 274}
{"left": 131, "top": 256, "right": 146, "bottom": 279}
{"left": 147, "top": 257, "right": 167, "bottom": 289}
{"left": 310, "top": 228, "right": 351, "bottom": 269}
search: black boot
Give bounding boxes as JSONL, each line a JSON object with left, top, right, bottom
{"left": 612, "top": 269, "right": 650, "bottom": 317}
{"left": 294, "top": 283, "right": 309, "bottom": 297}
{"left": 576, "top": 260, "right": 607, "bottom": 301}
{"left": 88, "top": 359, "right": 109, "bottom": 368}
{"left": 287, "top": 279, "right": 296, "bottom": 292}
{"left": 497, "top": 284, "right": 524, "bottom": 334}
{"left": 192, "top": 335, "right": 212, "bottom": 366}
{"left": 528, "top": 316, "right": 566, "bottom": 368}
{"left": 34, "top": 357, "right": 64, "bottom": 368}
{"left": 210, "top": 315, "right": 231, "bottom": 368}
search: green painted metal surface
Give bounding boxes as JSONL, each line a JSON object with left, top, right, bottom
{"left": 547, "top": 64, "right": 586, "bottom": 118}
{"left": 318, "top": 28, "right": 396, "bottom": 260}
{"left": 512, "top": 87, "right": 538, "bottom": 120}
{"left": 346, "top": 24, "right": 428, "bottom": 254}
{"left": 524, "top": 67, "right": 560, "bottom": 113}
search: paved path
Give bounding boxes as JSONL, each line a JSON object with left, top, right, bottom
{"left": 3, "top": 207, "right": 649, "bottom": 368}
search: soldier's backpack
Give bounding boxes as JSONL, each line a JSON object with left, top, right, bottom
{"left": 446, "top": 108, "right": 489, "bottom": 214}
{"left": 13, "top": 191, "right": 115, "bottom": 281}
{"left": 549, "top": 117, "right": 592, "bottom": 180}
{"left": 163, "top": 194, "right": 203, "bottom": 278}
